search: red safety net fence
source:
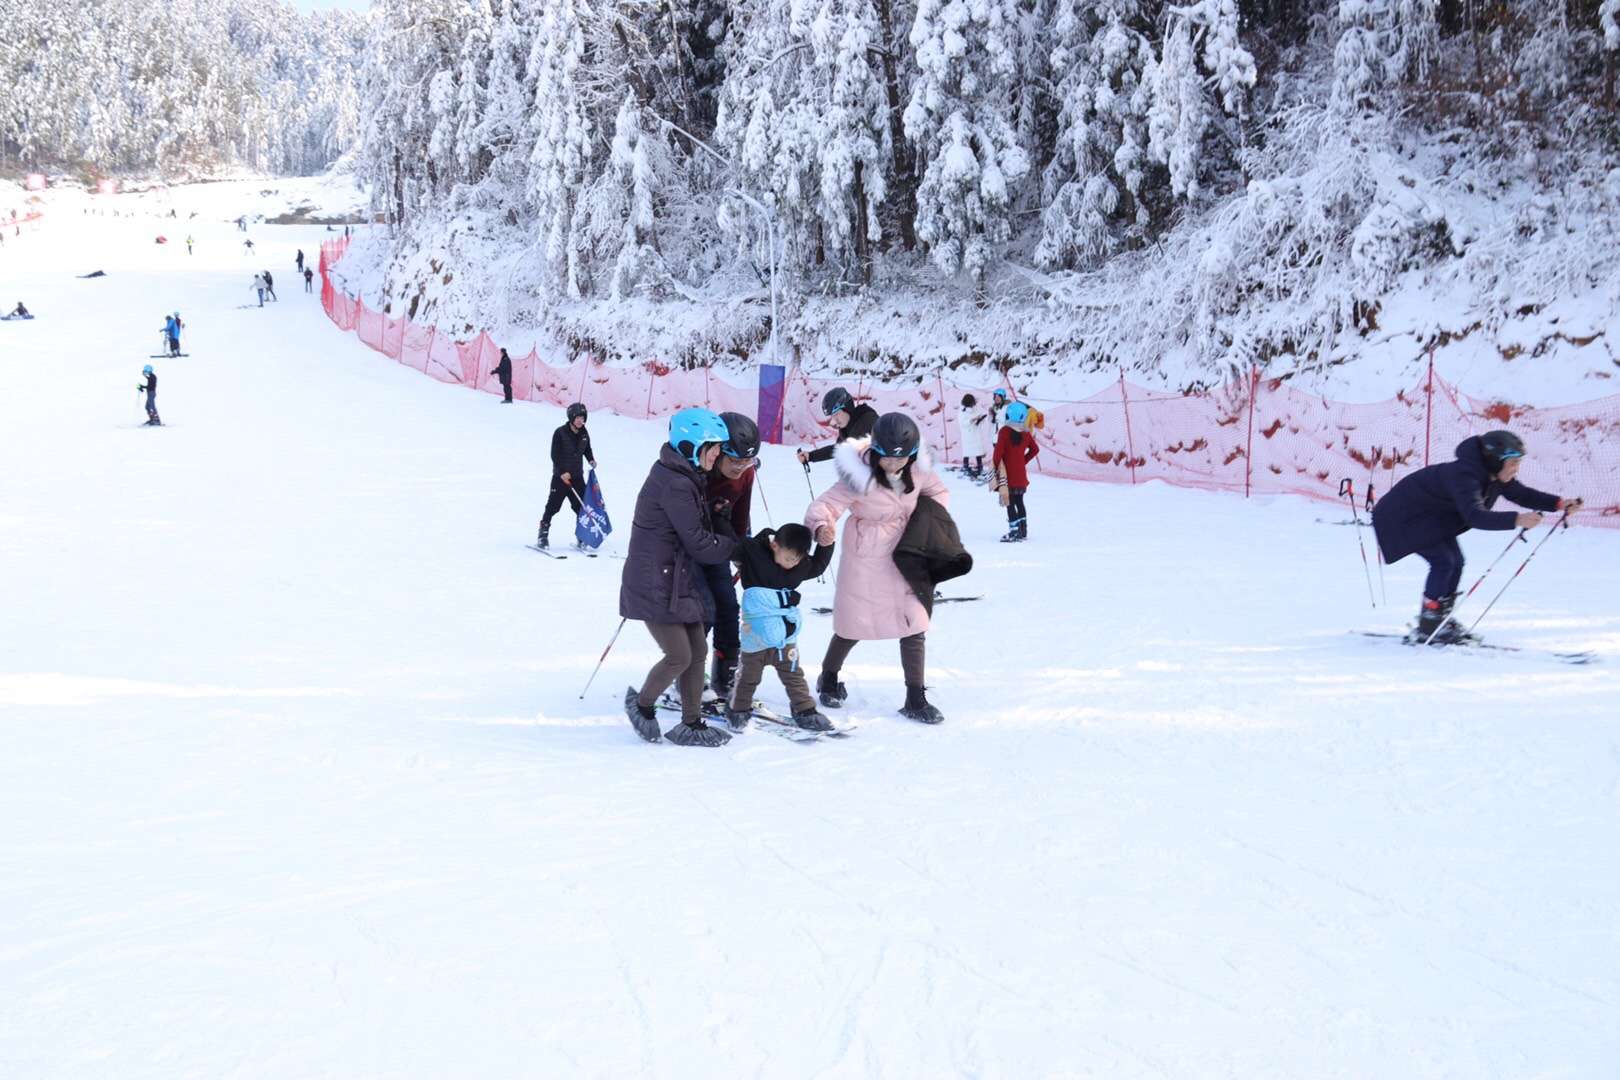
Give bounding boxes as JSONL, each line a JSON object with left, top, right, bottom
{"left": 321, "top": 238, "right": 1620, "bottom": 527}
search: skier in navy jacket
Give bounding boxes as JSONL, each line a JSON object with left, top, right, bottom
{"left": 1373, "top": 431, "right": 1582, "bottom": 642}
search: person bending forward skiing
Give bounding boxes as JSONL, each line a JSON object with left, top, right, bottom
{"left": 1372, "top": 430, "right": 1582, "bottom": 644}
{"left": 620, "top": 408, "right": 738, "bottom": 747}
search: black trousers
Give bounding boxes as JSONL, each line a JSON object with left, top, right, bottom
{"left": 539, "top": 476, "right": 583, "bottom": 532}
{"left": 1006, "top": 487, "right": 1028, "bottom": 535}
{"left": 500, "top": 379, "right": 513, "bottom": 403}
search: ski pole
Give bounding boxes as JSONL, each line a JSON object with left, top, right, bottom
{"left": 1417, "top": 526, "right": 1529, "bottom": 646}
{"left": 1340, "top": 479, "right": 1377, "bottom": 608}
{"left": 1464, "top": 509, "right": 1571, "bottom": 638}
{"left": 802, "top": 460, "right": 816, "bottom": 500}
{"left": 754, "top": 465, "right": 774, "bottom": 527}
{"left": 579, "top": 617, "right": 627, "bottom": 700}
{"left": 1367, "top": 482, "right": 1386, "bottom": 605}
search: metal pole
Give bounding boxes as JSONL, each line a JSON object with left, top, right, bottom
{"left": 579, "top": 618, "right": 628, "bottom": 700}
{"left": 1462, "top": 511, "right": 1570, "bottom": 639}
{"left": 1340, "top": 478, "right": 1377, "bottom": 608}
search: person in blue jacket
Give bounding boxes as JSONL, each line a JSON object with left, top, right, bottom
{"left": 162, "top": 312, "right": 182, "bottom": 356}
{"left": 1372, "top": 430, "right": 1582, "bottom": 643}
{"left": 726, "top": 523, "right": 835, "bottom": 732}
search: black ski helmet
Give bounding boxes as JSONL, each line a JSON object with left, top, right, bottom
{"left": 566, "top": 402, "right": 587, "bottom": 422}
{"left": 719, "top": 412, "right": 760, "bottom": 459}
{"left": 1480, "top": 429, "right": 1525, "bottom": 471}
{"left": 871, "top": 412, "right": 921, "bottom": 459}
{"left": 822, "top": 387, "right": 854, "bottom": 417}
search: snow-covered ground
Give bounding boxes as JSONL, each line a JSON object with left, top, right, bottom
{"left": 3, "top": 195, "right": 1619, "bottom": 1077}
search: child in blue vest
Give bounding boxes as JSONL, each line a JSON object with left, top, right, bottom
{"left": 728, "top": 523, "right": 835, "bottom": 731}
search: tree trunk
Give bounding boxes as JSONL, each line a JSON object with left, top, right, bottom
{"left": 853, "top": 159, "right": 872, "bottom": 285}
{"left": 876, "top": 0, "right": 917, "bottom": 251}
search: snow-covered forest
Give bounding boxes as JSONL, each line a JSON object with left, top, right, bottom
{"left": 350, "top": 0, "right": 1620, "bottom": 391}
{"left": 0, "top": 0, "right": 367, "bottom": 176}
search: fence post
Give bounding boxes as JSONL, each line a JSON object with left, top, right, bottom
{"left": 645, "top": 364, "right": 657, "bottom": 418}
{"left": 1119, "top": 368, "right": 1138, "bottom": 485}
{"left": 936, "top": 369, "right": 953, "bottom": 462}
{"left": 576, "top": 352, "right": 590, "bottom": 408}
{"left": 1245, "top": 365, "right": 1258, "bottom": 498}
{"left": 1424, "top": 345, "right": 1435, "bottom": 468}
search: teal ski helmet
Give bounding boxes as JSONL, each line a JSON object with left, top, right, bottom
{"left": 1004, "top": 401, "right": 1030, "bottom": 425}
{"left": 668, "top": 407, "right": 729, "bottom": 467}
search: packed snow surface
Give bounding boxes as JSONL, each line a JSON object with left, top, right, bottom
{"left": 2, "top": 184, "right": 1618, "bottom": 1077}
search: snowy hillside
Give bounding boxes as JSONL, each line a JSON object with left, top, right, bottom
{"left": 342, "top": 0, "right": 1620, "bottom": 405}
{"left": 3, "top": 196, "right": 1619, "bottom": 1077}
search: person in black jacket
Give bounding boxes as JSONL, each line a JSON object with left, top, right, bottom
{"left": 798, "top": 387, "right": 879, "bottom": 465}
{"left": 492, "top": 348, "right": 514, "bottom": 403}
{"left": 537, "top": 402, "right": 596, "bottom": 548}
{"left": 137, "top": 364, "right": 161, "bottom": 425}
{"left": 1372, "top": 430, "right": 1582, "bottom": 643}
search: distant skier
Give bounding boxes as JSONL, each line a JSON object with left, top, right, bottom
{"left": 137, "top": 365, "right": 161, "bottom": 426}
{"left": 726, "top": 523, "right": 836, "bottom": 733}
{"left": 797, "top": 387, "right": 879, "bottom": 466}
{"left": 804, "top": 412, "right": 960, "bottom": 724}
{"left": 303, "top": 267, "right": 314, "bottom": 293}
{"left": 295, "top": 249, "right": 305, "bottom": 274}
{"left": 956, "top": 392, "right": 987, "bottom": 478}
{"left": 252, "top": 273, "right": 267, "bottom": 307}
{"left": 262, "top": 270, "right": 276, "bottom": 301}
{"left": 992, "top": 401, "right": 1039, "bottom": 542}
{"left": 989, "top": 388, "right": 1009, "bottom": 430}
{"left": 236, "top": 215, "right": 246, "bottom": 232}
{"left": 536, "top": 403, "right": 596, "bottom": 548}
{"left": 10, "top": 301, "right": 29, "bottom": 318}
{"left": 492, "top": 347, "right": 513, "bottom": 403}
{"left": 701, "top": 412, "right": 761, "bottom": 699}
{"left": 185, "top": 235, "right": 193, "bottom": 255}
{"left": 619, "top": 407, "right": 737, "bottom": 747}
{"left": 243, "top": 237, "right": 254, "bottom": 253}
{"left": 162, "top": 312, "right": 183, "bottom": 357}
{"left": 1372, "top": 431, "right": 1583, "bottom": 644}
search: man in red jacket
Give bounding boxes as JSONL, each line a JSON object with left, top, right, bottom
{"left": 992, "top": 401, "right": 1039, "bottom": 542}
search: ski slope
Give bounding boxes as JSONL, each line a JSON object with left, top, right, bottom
{"left": 3, "top": 189, "right": 1618, "bottom": 1078}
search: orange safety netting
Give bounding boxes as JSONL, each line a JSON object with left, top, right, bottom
{"left": 320, "top": 238, "right": 1619, "bottom": 526}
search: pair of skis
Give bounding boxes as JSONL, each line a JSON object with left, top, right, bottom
{"left": 1357, "top": 631, "right": 1595, "bottom": 665}
{"left": 655, "top": 694, "right": 856, "bottom": 743}
{"left": 527, "top": 543, "right": 600, "bottom": 560}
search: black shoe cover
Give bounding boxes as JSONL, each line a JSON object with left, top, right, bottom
{"left": 791, "top": 709, "right": 833, "bottom": 732}
{"left": 899, "top": 686, "right": 944, "bottom": 724}
{"left": 665, "top": 717, "right": 731, "bottom": 747}
{"left": 624, "top": 687, "right": 661, "bottom": 743}
{"left": 816, "top": 671, "right": 847, "bottom": 709}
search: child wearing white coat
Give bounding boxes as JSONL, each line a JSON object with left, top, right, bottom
{"left": 956, "top": 393, "right": 988, "bottom": 479}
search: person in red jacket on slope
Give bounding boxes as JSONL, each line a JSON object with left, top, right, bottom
{"left": 991, "top": 401, "right": 1039, "bottom": 543}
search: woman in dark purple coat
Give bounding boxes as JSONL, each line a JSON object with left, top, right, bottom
{"left": 620, "top": 408, "right": 738, "bottom": 746}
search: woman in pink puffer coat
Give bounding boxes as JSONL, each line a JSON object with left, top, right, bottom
{"left": 803, "top": 413, "right": 949, "bottom": 723}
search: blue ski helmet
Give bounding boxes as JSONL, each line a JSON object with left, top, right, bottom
{"left": 1004, "top": 401, "right": 1030, "bottom": 425}
{"left": 993, "top": 388, "right": 1008, "bottom": 401}
{"left": 142, "top": 364, "right": 154, "bottom": 374}
{"left": 668, "top": 407, "right": 730, "bottom": 467}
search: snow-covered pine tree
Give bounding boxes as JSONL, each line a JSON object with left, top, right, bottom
{"left": 902, "top": 0, "right": 1031, "bottom": 287}
{"left": 527, "top": 0, "right": 596, "bottom": 298}
{"left": 1036, "top": 0, "right": 1156, "bottom": 269}
{"left": 1145, "top": 0, "right": 1255, "bottom": 200}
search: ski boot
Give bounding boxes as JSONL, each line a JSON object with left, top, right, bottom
{"left": 899, "top": 685, "right": 944, "bottom": 724}
{"left": 623, "top": 687, "right": 661, "bottom": 743}
{"left": 664, "top": 716, "right": 731, "bottom": 747}
{"left": 1408, "top": 596, "right": 1476, "bottom": 646}
{"left": 536, "top": 526, "right": 550, "bottom": 550}
{"left": 816, "top": 670, "right": 848, "bottom": 709}
{"left": 791, "top": 709, "right": 834, "bottom": 732}
{"left": 710, "top": 649, "right": 737, "bottom": 702}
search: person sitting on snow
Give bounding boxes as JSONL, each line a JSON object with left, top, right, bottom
{"left": 11, "top": 301, "right": 29, "bottom": 318}
{"left": 1372, "top": 430, "right": 1583, "bottom": 644}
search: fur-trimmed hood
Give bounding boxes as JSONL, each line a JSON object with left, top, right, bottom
{"left": 833, "top": 436, "right": 934, "bottom": 495}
